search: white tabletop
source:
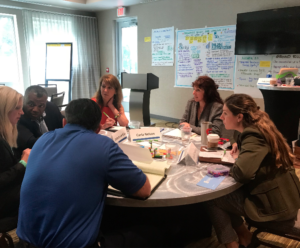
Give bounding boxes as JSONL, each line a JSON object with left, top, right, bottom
{"left": 105, "top": 128, "right": 241, "bottom": 207}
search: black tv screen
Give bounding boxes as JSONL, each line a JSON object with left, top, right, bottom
{"left": 235, "top": 7, "right": 300, "bottom": 55}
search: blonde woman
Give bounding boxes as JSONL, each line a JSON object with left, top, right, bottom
{"left": 207, "top": 94, "right": 300, "bottom": 248}
{"left": 92, "top": 74, "right": 129, "bottom": 129}
{"left": 0, "top": 86, "right": 31, "bottom": 218}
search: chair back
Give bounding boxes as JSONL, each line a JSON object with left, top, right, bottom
{"left": 38, "top": 84, "right": 57, "bottom": 98}
{"left": 51, "top": 92, "right": 65, "bottom": 110}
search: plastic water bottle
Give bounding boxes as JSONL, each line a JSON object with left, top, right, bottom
{"left": 266, "top": 71, "right": 272, "bottom": 78}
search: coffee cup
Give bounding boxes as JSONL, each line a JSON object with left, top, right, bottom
{"left": 207, "top": 134, "right": 219, "bottom": 150}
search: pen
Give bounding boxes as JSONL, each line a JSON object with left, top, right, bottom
{"left": 103, "top": 112, "right": 109, "bottom": 118}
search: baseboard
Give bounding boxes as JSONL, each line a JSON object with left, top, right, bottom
{"left": 150, "top": 114, "right": 180, "bottom": 123}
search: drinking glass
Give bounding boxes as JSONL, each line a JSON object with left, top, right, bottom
{"left": 180, "top": 127, "right": 192, "bottom": 146}
{"left": 128, "top": 121, "right": 140, "bottom": 129}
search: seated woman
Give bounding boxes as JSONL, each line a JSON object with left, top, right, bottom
{"left": 180, "top": 76, "right": 224, "bottom": 136}
{"left": 0, "top": 86, "right": 31, "bottom": 219}
{"left": 207, "top": 93, "right": 300, "bottom": 248}
{"left": 92, "top": 74, "right": 129, "bottom": 129}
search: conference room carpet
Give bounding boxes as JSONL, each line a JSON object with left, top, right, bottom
{"left": 6, "top": 119, "right": 300, "bottom": 247}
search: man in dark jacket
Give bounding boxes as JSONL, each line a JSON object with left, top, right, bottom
{"left": 14, "top": 85, "right": 62, "bottom": 158}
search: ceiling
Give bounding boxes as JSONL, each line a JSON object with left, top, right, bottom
{"left": 9, "top": 0, "right": 162, "bottom": 12}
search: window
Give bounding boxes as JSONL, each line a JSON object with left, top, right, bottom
{"left": 0, "top": 14, "right": 23, "bottom": 92}
{"left": 116, "top": 18, "right": 137, "bottom": 117}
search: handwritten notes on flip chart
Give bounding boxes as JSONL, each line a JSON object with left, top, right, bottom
{"left": 175, "top": 25, "right": 236, "bottom": 90}
{"left": 234, "top": 55, "right": 270, "bottom": 98}
{"left": 272, "top": 55, "right": 300, "bottom": 75}
{"left": 152, "top": 27, "right": 174, "bottom": 66}
{"left": 234, "top": 55, "right": 300, "bottom": 98}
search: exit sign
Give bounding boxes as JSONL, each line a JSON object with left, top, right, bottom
{"left": 117, "top": 7, "right": 126, "bottom": 17}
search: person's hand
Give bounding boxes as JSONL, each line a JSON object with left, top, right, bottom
{"left": 107, "top": 97, "right": 114, "bottom": 108}
{"left": 230, "top": 142, "right": 238, "bottom": 155}
{"left": 231, "top": 150, "right": 239, "bottom": 160}
{"left": 21, "top": 149, "right": 31, "bottom": 163}
{"left": 102, "top": 117, "right": 115, "bottom": 129}
{"left": 180, "top": 122, "right": 190, "bottom": 129}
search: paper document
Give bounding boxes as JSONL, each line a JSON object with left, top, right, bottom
{"left": 163, "top": 128, "right": 197, "bottom": 139}
{"left": 221, "top": 153, "right": 236, "bottom": 163}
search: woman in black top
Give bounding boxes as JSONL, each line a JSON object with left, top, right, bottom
{"left": 0, "top": 86, "right": 31, "bottom": 218}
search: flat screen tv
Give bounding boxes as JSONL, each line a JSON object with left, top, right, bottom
{"left": 235, "top": 7, "right": 300, "bottom": 55}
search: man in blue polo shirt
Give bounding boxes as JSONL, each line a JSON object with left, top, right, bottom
{"left": 17, "top": 99, "right": 150, "bottom": 248}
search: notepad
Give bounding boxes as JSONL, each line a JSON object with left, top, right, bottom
{"left": 108, "top": 160, "right": 169, "bottom": 197}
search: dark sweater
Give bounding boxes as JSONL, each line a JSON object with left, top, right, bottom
{"left": 0, "top": 136, "right": 25, "bottom": 218}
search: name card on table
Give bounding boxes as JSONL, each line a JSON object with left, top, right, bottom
{"left": 129, "top": 127, "right": 161, "bottom": 142}
{"left": 111, "top": 127, "right": 127, "bottom": 143}
{"left": 178, "top": 142, "right": 199, "bottom": 166}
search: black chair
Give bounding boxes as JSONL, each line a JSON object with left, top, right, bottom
{"left": 246, "top": 209, "right": 300, "bottom": 247}
{"left": 38, "top": 84, "right": 57, "bottom": 99}
{"left": 0, "top": 216, "right": 18, "bottom": 247}
{"left": 51, "top": 92, "right": 65, "bottom": 110}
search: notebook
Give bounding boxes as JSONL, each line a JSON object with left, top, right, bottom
{"left": 107, "top": 143, "right": 170, "bottom": 198}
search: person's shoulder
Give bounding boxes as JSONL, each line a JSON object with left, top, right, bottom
{"left": 185, "top": 98, "right": 196, "bottom": 106}
{"left": 211, "top": 101, "right": 223, "bottom": 109}
{"left": 241, "top": 127, "right": 265, "bottom": 143}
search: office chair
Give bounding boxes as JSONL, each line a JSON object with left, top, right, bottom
{"left": 38, "top": 84, "right": 57, "bottom": 98}
{"left": 51, "top": 92, "right": 65, "bottom": 110}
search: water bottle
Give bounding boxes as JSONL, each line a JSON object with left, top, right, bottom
{"left": 201, "top": 121, "right": 212, "bottom": 146}
{"left": 266, "top": 71, "right": 272, "bottom": 78}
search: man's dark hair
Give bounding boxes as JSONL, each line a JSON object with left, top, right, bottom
{"left": 65, "top": 99, "right": 102, "bottom": 131}
{"left": 25, "top": 85, "right": 48, "bottom": 100}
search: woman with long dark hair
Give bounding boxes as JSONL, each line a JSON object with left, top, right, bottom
{"left": 180, "top": 76, "right": 224, "bottom": 135}
{"left": 207, "top": 93, "right": 300, "bottom": 248}
{"left": 92, "top": 74, "right": 129, "bottom": 129}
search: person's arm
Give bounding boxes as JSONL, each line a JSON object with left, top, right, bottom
{"left": 131, "top": 176, "right": 151, "bottom": 198}
{"left": 108, "top": 99, "right": 129, "bottom": 126}
{"left": 230, "top": 133, "right": 268, "bottom": 184}
{"left": 116, "top": 104, "right": 129, "bottom": 127}
{"left": 17, "top": 123, "right": 38, "bottom": 149}
{"left": 229, "top": 131, "right": 240, "bottom": 155}
{"left": 0, "top": 145, "right": 29, "bottom": 190}
{"left": 106, "top": 141, "right": 150, "bottom": 199}
{"left": 179, "top": 100, "right": 192, "bottom": 124}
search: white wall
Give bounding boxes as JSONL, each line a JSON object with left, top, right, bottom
{"left": 97, "top": 0, "right": 300, "bottom": 120}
